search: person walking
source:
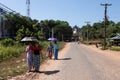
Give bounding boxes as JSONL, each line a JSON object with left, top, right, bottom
{"left": 33, "top": 42, "right": 43, "bottom": 72}
{"left": 47, "top": 42, "right": 53, "bottom": 59}
{"left": 53, "top": 41, "right": 59, "bottom": 60}
{"left": 26, "top": 42, "right": 33, "bottom": 72}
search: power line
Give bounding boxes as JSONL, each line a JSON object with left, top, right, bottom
{"left": 0, "top": 2, "right": 15, "bottom": 13}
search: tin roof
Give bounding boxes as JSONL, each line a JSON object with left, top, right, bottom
{"left": 111, "top": 36, "right": 120, "bottom": 40}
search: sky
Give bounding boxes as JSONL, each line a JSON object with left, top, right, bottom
{"left": 0, "top": 0, "right": 120, "bottom": 27}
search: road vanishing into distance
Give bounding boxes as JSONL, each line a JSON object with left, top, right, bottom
{"left": 25, "top": 42, "right": 120, "bottom": 80}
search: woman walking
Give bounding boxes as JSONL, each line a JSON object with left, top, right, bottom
{"left": 33, "top": 42, "right": 43, "bottom": 72}
{"left": 26, "top": 42, "right": 33, "bottom": 72}
{"left": 53, "top": 41, "right": 59, "bottom": 60}
{"left": 47, "top": 42, "right": 53, "bottom": 59}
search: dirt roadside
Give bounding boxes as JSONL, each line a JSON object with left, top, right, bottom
{"left": 9, "top": 43, "right": 70, "bottom": 80}
{"left": 80, "top": 44, "right": 120, "bottom": 61}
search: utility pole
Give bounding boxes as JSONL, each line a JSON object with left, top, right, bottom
{"left": 85, "top": 21, "right": 90, "bottom": 42}
{"left": 52, "top": 27, "right": 54, "bottom": 38}
{"left": 62, "top": 34, "right": 63, "bottom": 41}
{"left": 101, "top": 3, "right": 111, "bottom": 49}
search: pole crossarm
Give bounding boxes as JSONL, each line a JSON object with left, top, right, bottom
{"left": 101, "top": 3, "right": 112, "bottom": 6}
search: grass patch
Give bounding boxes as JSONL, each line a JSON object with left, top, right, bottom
{"left": 110, "top": 46, "right": 120, "bottom": 51}
{"left": 81, "top": 41, "right": 101, "bottom": 45}
{"left": 0, "top": 45, "right": 25, "bottom": 62}
{"left": 0, "top": 52, "right": 27, "bottom": 80}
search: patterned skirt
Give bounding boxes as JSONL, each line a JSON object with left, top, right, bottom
{"left": 33, "top": 55, "right": 40, "bottom": 71}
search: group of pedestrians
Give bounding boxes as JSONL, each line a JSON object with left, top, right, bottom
{"left": 26, "top": 42, "right": 43, "bottom": 72}
{"left": 47, "top": 41, "right": 59, "bottom": 60}
{"left": 26, "top": 41, "right": 59, "bottom": 72}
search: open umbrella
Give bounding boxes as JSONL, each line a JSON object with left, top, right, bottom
{"left": 21, "top": 37, "right": 38, "bottom": 42}
{"left": 48, "top": 37, "right": 57, "bottom": 41}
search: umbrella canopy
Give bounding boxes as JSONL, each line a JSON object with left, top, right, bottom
{"left": 48, "top": 37, "right": 57, "bottom": 41}
{"left": 21, "top": 37, "right": 38, "bottom": 42}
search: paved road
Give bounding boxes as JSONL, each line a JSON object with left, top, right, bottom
{"left": 32, "top": 42, "right": 120, "bottom": 80}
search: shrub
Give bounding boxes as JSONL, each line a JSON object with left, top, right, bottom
{"left": 0, "top": 45, "right": 25, "bottom": 62}
{"left": 39, "top": 41, "right": 49, "bottom": 49}
{"left": 0, "top": 38, "right": 15, "bottom": 46}
{"left": 110, "top": 46, "right": 120, "bottom": 51}
{"left": 81, "top": 41, "right": 101, "bottom": 45}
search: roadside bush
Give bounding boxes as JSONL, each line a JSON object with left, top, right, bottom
{"left": 82, "top": 41, "right": 101, "bottom": 45}
{"left": 0, "top": 45, "right": 25, "bottom": 62}
{"left": 39, "top": 41, "right": 65, "bottom": 50}
{"left": 0, "top": 38, "right": 15, "bottom": 46}
{"left": 110, "top": 46, "right": 120, "bottom": 51}
{"left": 39, "top": 41, "right": 49, "bottom": 49}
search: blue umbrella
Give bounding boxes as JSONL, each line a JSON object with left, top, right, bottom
{"left": 48, "top": 37, "right": 57, "bottom": 41}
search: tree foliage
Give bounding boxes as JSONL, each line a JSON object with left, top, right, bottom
{"left": 5, "top": 13, "right": 73, "bottom": 41}
{"left": 81, "top": 21, "right": 120, "bottom": 40}
{"left": 5, "top": 13, "right": 120, "bottom": 42}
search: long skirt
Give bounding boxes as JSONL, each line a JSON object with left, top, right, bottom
{"left": 27, "top": 57, "right": 33, "bottom": 71}
{"left": 48, "top": 50, "right": 52, "bottom": 59}
{"left": 54, "top": 49, "right": 58, "bottom": 60}
{"left": 33, "top": 55, "right": 40, "bottom": 71}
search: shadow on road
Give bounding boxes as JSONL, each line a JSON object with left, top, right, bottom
{"left": 58, "top": 58, "right": 71, "bottom": 60}
{"left": 40, "top": 70, "right": 60, "bottom": 75}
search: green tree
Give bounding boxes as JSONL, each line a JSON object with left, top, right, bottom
{"left": 106, "top": 21, "right": 116, "bottom": 38}
{"left": 115, "top": 22, "right": 120, "bottom": 35}
{"left": 16, "top": 25, "right": 25, "bottom": 41}
{"left": 6, "top": 13, "right": 22, "bottom": 37}
{"left": 54, "top": 23, "right": 72, "bottom": 41}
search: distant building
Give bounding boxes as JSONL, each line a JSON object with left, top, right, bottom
{"left": 0, "top": 8, "right": 8, "bottom": 38}
{"left": 110, "top": 35, "right": 120, "bottom": 46}
{"left": 0, "top": 3, "right": 15, "bottom": 39}
{"left": 72, "top": 25, "right": 79, "bottom": 41}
